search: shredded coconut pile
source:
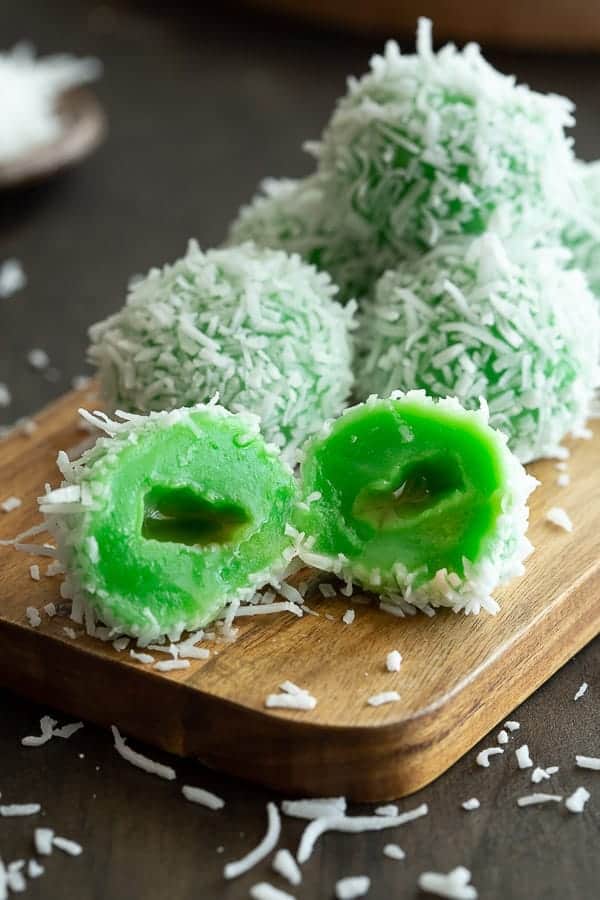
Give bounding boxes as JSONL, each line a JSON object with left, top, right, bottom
{"left": 88, "top": 241, "right": 356, "bottom": 461}
{"left": 357, "top": 236, "right": 600, "bottom": 464}
{"left": 0, "top": 44, "right": 100, "bottom": 163}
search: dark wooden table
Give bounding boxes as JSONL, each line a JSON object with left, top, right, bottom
{"left": 1, "top": 2, "right": 599, "bottom": 897}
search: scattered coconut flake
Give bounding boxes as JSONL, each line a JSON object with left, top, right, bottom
{"left": 496, "top": 729, "right": 509, "bottom": 745}
{"left": 574, "top": 682, "right": 588, "bottom": 701}
{"left": 516, "top": 745, "right": 533, "bottom": 769}
{"left": 296, "top": 804, "right": 428, "bottom": 864}
{"left": 224, "top": 802, "right": 281, "bottom": 880}
{"left": 63, "top": 627, "right": 77, "bottom": 639}
{"left": 250, "top": 884, "right": 295, "bottom": 900}
{"left": 34, "top": 829, "right": 54, "bottom": 855}
{"left": 27, "top": 348, "right": 49, "bottom": 370}
{"left": 1, "top": 496, "right": 21, "bottom": 512}
{"left": 6, "top": 861, "right": 25, "bottom": 893}
{"left": 418, "top": 866, "right": 477, "bottom": 900}
{"left": 266, "top": 692, "right": 317, "bottom": 711}
{"left": 29, "top": 564, "right": 40, "bottom": 581}
{"left": 27, "top": 859, "right": 44, "bottom": 878}
{"left": 342, "top": 608, "right": 355, "bottom": 625}
{"left": 153, "top": 659, "right": 190, "bottom": 672}
{"left": 545, "top": 506, "right": 573, "bottom": 532}
{"left": 531, "top": 767, "right": 553, "bottom": 784}
{"left": 556, "top": 473, "right": 570, "bottom": 487}
{"left": 386, "top": 650, "right": 402, "bottom": 672}
{"left": 43, "top": 602, "right": 56, "bottom": 617}
{"left": 110, "top": 725, "right": 176, "bottom": 780}
{"left": 505, "top": 721, "right": 520, "bottom": 732}
{"left": 382, "top": 844, "right": 405, "bottom": 860}
{"left": 367, "top": 691, "right": 400, "bottom": 707}
{"left": 130, "top": 650, "right": 154, "bottom": 665}
{"left": 53, "top": 721, "right": 84, "bottom": 739}
{"left": 375, "top": 804, "right": 398, "bottom": 817}
{"left": 112, "top": 636, "right": 129, "bottom": 652}
{"left": 282, "top": 797, "right": 347, "bottom": 820}
{"left": 272, "top": 849, "right": 302, "bottom": 886}
{"left": 476, "top": 747, "right": 503, "bottom": 768}
{"left": 461, "top": 798, "right": 480, "bottom": 811}
{"left": 517, "top": 793, "right": 562, "bottom": 807}
{"left": 181, "top": 785, "right": 224, "bottom": 810}
{"left": 21, "top": 715, "right": 56, "bottom": 747}
{"left": 0, "top": 804, "right": 41, "bottom": 816}
{"left": 53, "top": 836, "right": 82, "bottom": 856}
{"left": 335, "top": 875, "right": 370, "bottom": 899}
{"left": 0, "top": 383, "right": 10, "bottom": 407}
{"left": 576, "top": 755, "right": 600, "bottom": 771}
{"left": 319, "top": 583, "right": 337, "bottom": 599}
{"left": 0, "top": 259, "right": 26, "bottom": 298}
{"left": 279, "top": 681, "right": 309, "bottom": 696}
{"left": 565, "top": 786, "right": 590, "bottom": 813}
{"left": 26, "top": 607, "right": 41, "bottom": 628}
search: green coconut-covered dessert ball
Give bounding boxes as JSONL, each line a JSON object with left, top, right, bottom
{"left": 41, "top": 404, "right": 298, "bottom": 642}
{"left": 356, "top": 234, "right": 600, "bottom": 463}
{"left": 562, "top": 160, "right": 600, "bottom": 300}
{"left": 88, "top": 241, "right": 356, "bottom": 461}
{"left": 228, "top": 176, "right": 392, "bottom": 303}
{"left": 312, "top": 18, "right": 577, "bottom": 259}
{"left": 293, "top": 392, "right": 537, "bottom": 615}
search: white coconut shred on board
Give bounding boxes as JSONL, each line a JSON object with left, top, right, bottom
{"left": 545, "top": 506, "right": 573, "bottom": 532}
{"left": 0, "top": 259, "right": 26, "bottom": 298}
{"left": 0, "top": 45, "right": 100, "bottom": 163}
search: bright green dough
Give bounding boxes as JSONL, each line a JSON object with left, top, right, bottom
{"left": 294, "top": 392, "right": 537, "bottom": 615}
{"left": 43, "top": 404, "right": 298, "bottom": 641}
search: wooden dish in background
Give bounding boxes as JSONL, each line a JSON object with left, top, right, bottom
{"left": 0, "top": 87, "right": 106, "bottom": 190}
{"left": 241, "top": 0, "right": 600, "bottom": 50}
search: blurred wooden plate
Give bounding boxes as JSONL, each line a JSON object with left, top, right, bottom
{"left": 0, "top": 87, "right": 106, "bottom": 190}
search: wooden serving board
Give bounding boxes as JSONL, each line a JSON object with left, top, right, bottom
{"left": 1, "top": 386, "right": 599, "bottom": 801}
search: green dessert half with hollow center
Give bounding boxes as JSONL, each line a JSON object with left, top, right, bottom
{"left": 294, "top": 391, "right": 537, "bottom": 615}
{"left": 41, "top": 403, "right": 298, "bottom": 642}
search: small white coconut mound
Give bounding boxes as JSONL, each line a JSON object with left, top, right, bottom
{"left": 89, "top": 241, "right": 356, "bottom": 461}
{"left": 356, "top": 234, "right": 600, "bottom": 463}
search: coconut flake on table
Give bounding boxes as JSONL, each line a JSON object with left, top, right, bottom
{"left": 29, "top": 564, "right": 40, "bottom": 581}
{"left": 1, "top": 496, "right": 22, "bottom": 512}
{"left": 335, "top": 875, "right": 371, "bottom": 899}
{"left": 504, "top": 720, "right": 520, "bottom": 732}
{"left": 43, "top": 602, "right": 56, "bottom": 617}
{"left": 130, "top": 649, "right": 155, "bottom": 665}
{"left": 386, "top": 650, "right": 402, "bottom": 672}
{"left": 272, "top": 849, "right": 302, "bottom": 886}
{"left": 0, "top": 259, "right": 26, "bottom": 298}
{"left": 110, "top": 725, "right": 176, "bottom": 780}
{"left": 461, "top": 798, "right": 480, "bottom": 811}
{"left": 517, "top": 793, "right": 562, "bottom": 807}
{"left": 0, "top": 383, "right": 11, "bottom": 407}
{"left": 153, "top": 659, "right": 190, "bottom": 672}
{"left": 27, "top": 348, "right": 50, "bottom": 371}
{"left": 34, "top": 829, "right": 54, "bottom": 855}
{"left": 565, "top": 787, "right": 590, "bottom": 813}
{"left": 224, "top": 802, "right": 281, "bottom": 880}
{"left": 250, "top": 884, "right": 295, "bottom": 900}
{"left": 367, "top": 691, "right": 400, "bottom": 707}
{"left": 21, "top": 715, "right": 82, "bottom": 746}
{"left": 545, "top": 506, "right": 573, "bottom": 532}
{"left": 266, "top": 686, "right": 317, "bottom": 711}
{"left": 574, "top": 682, "right": 588, "bottom": 701}
{"left": 576, "top": 755, "right": 600, "bottom": 771}
{"left": 26, "top": 606, "right": 41, "bottom": 628}
{"left": 6, "top": 861, "right": 26, "bottom": 893}
{"left": 181, "top": 785, "right": 224, "bottom": 810}
{"left": 531, "top": 766, "right": 559, "bottom": 784}
{"left": 296, "top": 804, "right": 428, "bottom": 864}
{"left": 382, "top": 844, "right": 405, "bottom": 860}
{"left": 53, "top": 836, "right": 82, "bottom": 856}
{"left": 63, "top": 627, "right": 77, "bottom": 639}
{"left": 556, "top": 473, "right": 570, "bottom": 487}
{"left": 342, "top": 608, "right": 355, "bottom": 625}
{"left": 375, "top": 804, "right": 399, "bottom": 817}
{"left": 476, "top": 747, "right": 503, "bottom": 768}
{"left": 515, "top": 745, "right": 533, "bottom": 769}
{"left": 282, "top": 797, "right": 347, "bottom": 820}
{"left": 27, "top": 859, "right": 44, "bottom": 878}
{"left": 418, "top": 865, "right": 478, "bottom": 899}
{"left": 0, "top": 803, "right": 41, "bottom": 816}
{"left": 496, "top": 729, "right": 509, "bottom": 745}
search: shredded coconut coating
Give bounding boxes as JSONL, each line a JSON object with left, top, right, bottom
{"left": 41, "top": 403, "right": 297, "bottom": 642}
{"left": 89, "top": 241, "right": 356, "bottom": 461}
{"left": 295, "top": 391, "right": 537, "bottom": 616}
{"left": 357, "top": 235, "right": 600, "bottom": 463}
{"left": 562, "top": 159, "right": 600, "bottom": 300}
{"left": 313, "top": 19, "right": 577, "bottom": 261}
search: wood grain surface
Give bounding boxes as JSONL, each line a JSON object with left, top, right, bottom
{"left": 1, "top": 385, "right": 598, "bottom": 801}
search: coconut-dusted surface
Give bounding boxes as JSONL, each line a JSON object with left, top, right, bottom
{"left": 294, "top": 391, "right": 537, "bottom": 615}
{"left": 41, "top": 403, "right": 298, "bottom": 642}
{"left": 89, "top": 241, "right": 356, "bottom": 461}
{"left": 357, "top": 235, "right": 600, "bottom": 463}
{"left": 563, "top": 159, "right": 600, "bottom": 300}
